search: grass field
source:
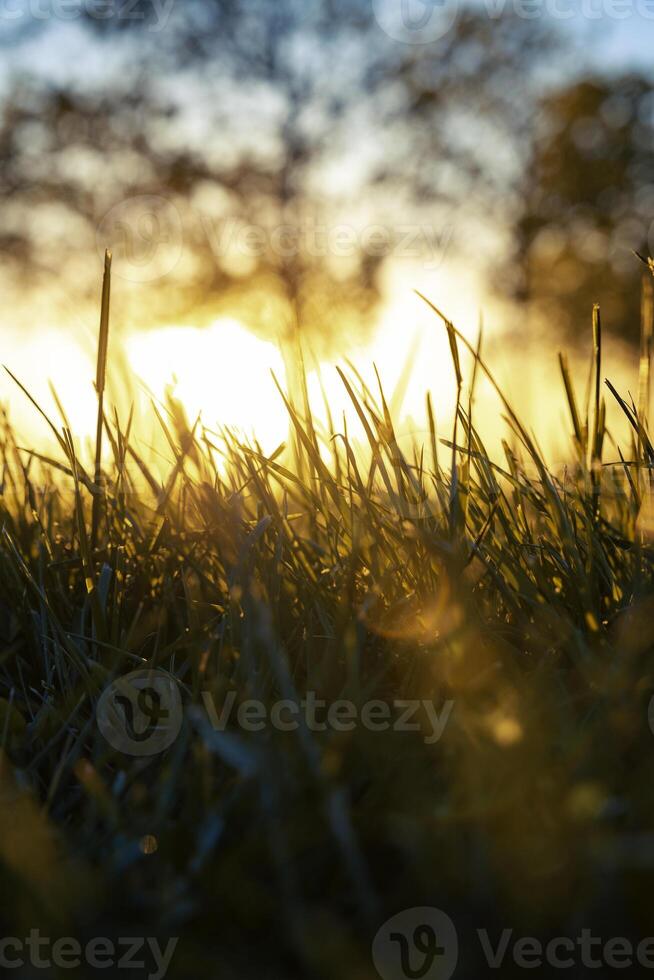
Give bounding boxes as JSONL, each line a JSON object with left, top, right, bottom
{"left": 1, "top": 255, "right": 654, "bottom": 978}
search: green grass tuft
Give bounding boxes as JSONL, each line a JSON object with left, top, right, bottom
{"left": 1, "top": 263, "right": 654, "bottom": 976}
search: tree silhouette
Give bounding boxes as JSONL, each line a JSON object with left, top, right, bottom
{"left": 0, "top": 1, "right": 560, "bottom": 349}
{"left": 505, "top": 74, "right": 654, "bottom": 346}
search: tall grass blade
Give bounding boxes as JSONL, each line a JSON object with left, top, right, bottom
{"left": 91, "top": 249, "right": 112, "bottom": 552}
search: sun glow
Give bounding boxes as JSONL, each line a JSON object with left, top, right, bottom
{"left": 1, "top": 328, "right": 98, "bottom": 443}
{"left": 1, "top": 299, "right": 468, "bottom": 467}
{"left": 0, "top": 242, "right": 493, "bottom": 465}
{"left": 9, "top": 270, "right": 618, "bottom": 472}
{"left": 125, "top": 295, "right": 466, "bottom": 467}
{"left": 126, "top": 319, "right": 289, "bottom": 455}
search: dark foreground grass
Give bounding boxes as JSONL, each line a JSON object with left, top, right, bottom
{"left": 1, "top": 262, "right": 654, "bottom": 978}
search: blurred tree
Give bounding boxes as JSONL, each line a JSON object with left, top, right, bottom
{"left": 0, "top": 1, "right": 560, "bottom": 349}
{"left": 505, "top": 74, "right": 654, "bottom": 346}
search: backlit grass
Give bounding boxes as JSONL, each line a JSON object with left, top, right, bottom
{"left": 1, "top": 258, "right": 654, "bottom": 977}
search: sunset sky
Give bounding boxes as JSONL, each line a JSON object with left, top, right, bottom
{"left": 0, "top": 6, "right": 651, "bottom": 462}
{"left": 2, "top": 6, "right": 654, "bottom": 968}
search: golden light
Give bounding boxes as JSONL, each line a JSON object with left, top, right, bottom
{"left": 125, "top": 292, "right": 467, "bottom": 468}
{"left": 126, "top": 318, "right": 289, "bottom": 455}
{"left": 1, "top": 327, "right": 98, "bottom": 444}
{"left": 3, "top": 267, "right": 639, "bottom": 473}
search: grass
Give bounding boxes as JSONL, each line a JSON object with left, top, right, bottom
{"left": 1, "top": 261, "right": 654, "bottom": 977}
